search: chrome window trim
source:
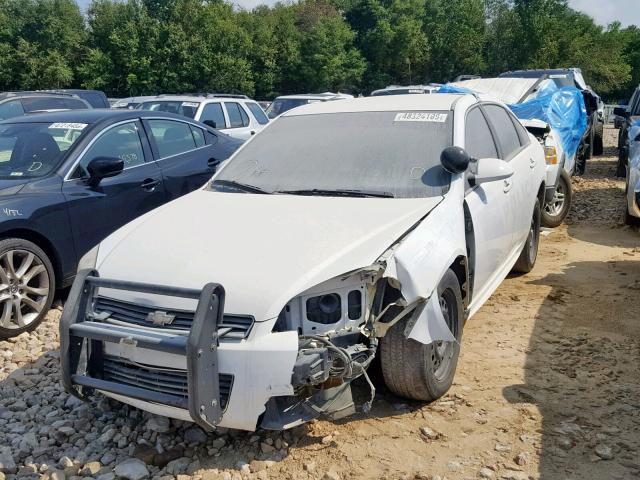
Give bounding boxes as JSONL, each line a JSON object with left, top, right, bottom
{"left": 63, "top": 117, "right": 213, "bottom": 181}
{"left": 63, "top": 119, "right": 145, "bottom": 181}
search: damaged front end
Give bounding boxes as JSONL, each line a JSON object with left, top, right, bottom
{"left": 60, "top": 256, "right": 454, "bottom": 431}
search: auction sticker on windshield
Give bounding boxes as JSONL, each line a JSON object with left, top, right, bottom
{"left": 394, "top": 112, "right": 448, "bottom": 123}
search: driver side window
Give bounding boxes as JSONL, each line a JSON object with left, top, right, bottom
{"left": 465, "top": 107, "right": 498, "bottom": 159}
{"left": 72, "top": 122, "right": 145, "bottom": 178}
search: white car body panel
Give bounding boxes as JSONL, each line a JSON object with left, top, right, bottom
{"left": 65, "top": 93, "right": 546, "bottom": 431}
{"left": 627, "top": 124, "right": 640, "bottom": 218}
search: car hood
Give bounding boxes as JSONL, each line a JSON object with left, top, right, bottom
{"left": 96, "top": 190, "right": 443, "bottom": 320}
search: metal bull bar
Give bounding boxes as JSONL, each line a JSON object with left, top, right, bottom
{"left": 60, "top": 269, "right": 225, "bottom": 431}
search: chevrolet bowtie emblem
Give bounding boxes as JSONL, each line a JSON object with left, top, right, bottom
{"left": 147, "top": 310, "right": 175, "bottom": 326}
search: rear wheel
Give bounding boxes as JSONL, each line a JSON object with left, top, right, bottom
{"left": 0, "top": 238, "right": 55, "bottom": 340}
{"left": 512, "top": 199, "right": 541, "bottom": 274}
{"left": 380, "top": 269, "right": 463, "bottom": 402}
{"left": 542, "top": 170, "right": 572, "bottom": 228}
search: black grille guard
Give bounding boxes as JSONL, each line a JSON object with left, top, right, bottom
{"left": 60, "top": 269, "right": 225, "bottom": 431}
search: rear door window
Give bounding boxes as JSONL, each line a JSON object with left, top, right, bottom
{"left": 483, "top": 104, "right": 522, "bottom": 160}
{"left": 190, "top": 125, "right": 206, "bottom": 147}
{"left": 147, "top": 120, "right": 197, "bottom": 159}
{"left": 224, "top": 102, "right": 249, "bottom": 128}
{"left": 200, "top": 103, "right": 226, "bottom": 129}
{"left": 246, "top": 102, "right": 269, "bottom": 125}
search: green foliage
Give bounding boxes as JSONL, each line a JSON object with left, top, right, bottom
{"left": 0, "top": 0, "right": 637, "bottom": 100}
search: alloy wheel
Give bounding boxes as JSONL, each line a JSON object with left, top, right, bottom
{"left": 545, "top": 182, "right": 566, "bottom": 217}
{"left": 0, "top": 249, "right": 49, "bottom": 329}
{"left": 430, "top": 290, "right": 458, "bottom": 381}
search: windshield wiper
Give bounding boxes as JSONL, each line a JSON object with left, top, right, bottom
{"left": 211, "top": 179, "right": 271, "bottom": 194}
{"left": 278, "top": 188, "right": 394, "bottom": 198}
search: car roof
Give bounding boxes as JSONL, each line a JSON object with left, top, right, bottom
{"left": 0, "top": 91, "right": 83, "bottom": 101}
{"left": 274, "top": 92, "right": 354, "bottom": 101}
{"left": 140, "top": 94, "right": 251, "bottom": 103}
{"left": 0, "top": 109, "right": 198, "bottom": 125}
{"left": 499, "top": 68, "right": 579, "bottom": 78}
{"left": 282, "top": 93, "right": 470, "bottom": 116}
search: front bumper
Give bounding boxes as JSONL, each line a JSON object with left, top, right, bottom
{"left": 60, "top": 270, "right": 298, "bottom": 432}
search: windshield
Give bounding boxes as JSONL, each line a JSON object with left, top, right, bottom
{"left": 265, "top": 99, "right": 312, "bottom": 119}
{"left": 0, "top": 122, "right": 87, "bottom": 179}
{"left": 212, "top": 111, "right": 452, "bottom": 199}
{"left": 137, "top": 100, "right": 199, "bottom": 118}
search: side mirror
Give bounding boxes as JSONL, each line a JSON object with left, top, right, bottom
{"left": 86, "top": 156, "right": 124, "bottom": 185}
{"left": 440, "top": 146, "right": 470, "bottom": 174}
{"left": 203, "top": 120, "right": 217, "bottom": 129}
{"left": 471, "top": 158, "right": 514, "bottom": 184}
{"left": 613, "top": 106, "right": 628, "bottom": 118}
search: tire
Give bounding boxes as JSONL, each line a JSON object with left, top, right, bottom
{"left": 617, "top": 148, "right": 628, "bottom": 178}
{"left": 593, "top": 130, "right": 604, "bottom": 156}
{"left": 585, "top": 126, "right": 594, "bottom": 160}
{"left": 512, "top": 198, "right": 541, "bottom": 274}
{"left": 542, "top": 170, "right": 573, "bottom": 228}
{"left": 380, "top": 269, "right": 463, "bottom": 402}
{"left": 0, "top": 238, "right": 55, "bottom": 340}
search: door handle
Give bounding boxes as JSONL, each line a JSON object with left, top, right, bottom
{"left": 141, "top": 178, "right": 160, "bottom": 191}
{"left": 503, "top": 179, "right": 513, "bottom": 193}
{"left": 250, "top": 131, "right": 256, "bottom": 136}
{"left": 208, "top": 157, "right": 222, "bottom": 169}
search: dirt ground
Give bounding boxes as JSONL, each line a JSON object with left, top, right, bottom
{"left": 0, "top": 126, "right": 638, "bottom": 480}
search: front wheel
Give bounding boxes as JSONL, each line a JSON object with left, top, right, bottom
{"left": 512, "top": 198, "right": 541, "bottom": 274}
{"left": 0, "top": 238, "right": 55, "bottom": 340}
{"left": 380, "top": 269, "right": 463, "bottom": 402}
{"left": 542, "top": 170, "right": 573, "bottom": 228}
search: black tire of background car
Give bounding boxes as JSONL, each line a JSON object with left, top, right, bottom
{"left": 585, "top": 124, "right": 595, "bottom": 160}
{"left": 616, "top": 149, "right": 628, "bottom": 178}
{"left": 512, "top": 198, "right": 541, "bottom": 274}
{"left": 379, "top": 268, "right": 463, "bottom": 402}
{"left": 541, "top": 170, "right": 573, "bottom": 228}
{"left": 0, "top": 238, "right": 55, "bottom": 340}
{"left": 593, "top": 130, "right": 604, "bottom": 156}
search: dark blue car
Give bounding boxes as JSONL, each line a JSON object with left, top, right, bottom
{"left": 0, "top": 109, "right": 241, "bottom": 338}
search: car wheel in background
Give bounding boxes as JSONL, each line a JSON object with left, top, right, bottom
{"left": 617, "top": 148, "right": 628, "bottom": 178}
{"left": 0, "top": 238, "right": 55, "bottom": 340}
{"left": 593, "top": 130, "right": 604, "bottom": 156}
{"left": 512, "top": 199, "right": 541, "bottom": 274}
{"left": 380, "top": 268, "right": 463, "bottom": 402}
{"left": 542, "top": 170, "right": 573, "bottom": 228}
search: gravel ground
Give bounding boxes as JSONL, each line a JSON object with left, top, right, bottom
{"left": 0, "top": 126, "right": 638, "bottom": 480}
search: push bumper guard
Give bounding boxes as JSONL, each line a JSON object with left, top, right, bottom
{"left": 60, "top": 269, "right": 225, "bottom": 431}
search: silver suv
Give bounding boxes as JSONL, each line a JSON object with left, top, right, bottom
{"left": 136, "top": 94, "right": 269, "bottom": 140}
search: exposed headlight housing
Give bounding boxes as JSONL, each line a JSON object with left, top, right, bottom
{"left": 273, "top": 271, "right": 374, "bottom": 334}
{"left": 77, "top": 245, "right": 99, "bottom": 272}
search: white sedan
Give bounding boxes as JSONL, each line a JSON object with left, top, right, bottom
{"left": 625, "top": 122, "right": 640, "bottom": 225}
{"left": 60, "top": 94, "right": 546, "bottom": 432}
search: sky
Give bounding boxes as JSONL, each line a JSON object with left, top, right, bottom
{"left": 568, "top": 0, "right": 639, "bottom": 28}
{"left": 76, "top": 0, "right": 637, "bottom": 27}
